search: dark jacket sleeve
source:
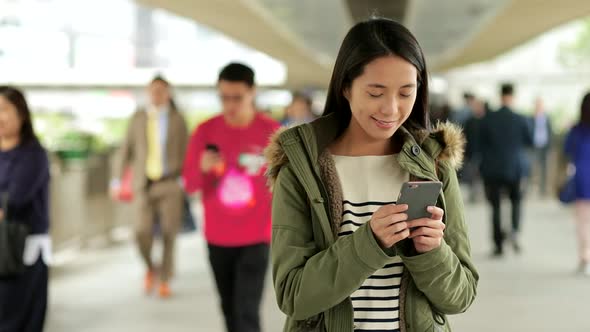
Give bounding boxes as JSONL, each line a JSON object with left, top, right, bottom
{"left": 521, "top": 114, "right": 534, "bottom": 147}
{"left": 478, "top": 116, "right": 489, "bottom": 152}
{"left": 8, "top": 145, "right": 50, "bottom": 208}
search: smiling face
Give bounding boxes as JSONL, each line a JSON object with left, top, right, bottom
{"left": 344, "top": 55, "right": 418, "bottom": 144}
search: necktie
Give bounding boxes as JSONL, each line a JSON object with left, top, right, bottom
{"left": 146, "top": 111, "right": 163, "bottom": 180}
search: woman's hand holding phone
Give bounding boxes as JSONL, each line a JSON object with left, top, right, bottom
{"left": 407, "top": 206, "right": 445, "bottom": 253}
{"left": 369, "top": 204, "right": 410, "bottom": 249}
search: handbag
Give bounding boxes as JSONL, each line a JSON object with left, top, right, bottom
{"left": 558, "top": 130, "right": 579, "bottom": 204}
{"left": 0, "top": 192, "right": 29, "bottom": 277}
{"left": 116, "top": 167, "right": 134, "bottom": 202}
{"left": 558, "top": 163, "right": 576, "bottom": 204}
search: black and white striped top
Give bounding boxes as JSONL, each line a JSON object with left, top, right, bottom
{"left": 333, "top": 154, "right": 409, "bottom": 332}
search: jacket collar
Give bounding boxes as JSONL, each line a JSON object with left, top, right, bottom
{"left": 265, "top": 113, "right": 465, "bottom": 188}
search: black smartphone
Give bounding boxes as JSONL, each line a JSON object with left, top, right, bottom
{"left": 396, "top": 181, "right": 443, "bottom": 221}
{"left": 205, "top": 144, "right": 219, "bottom": 153}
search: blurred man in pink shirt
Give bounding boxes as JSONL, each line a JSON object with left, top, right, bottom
{"left": 183, "top": 63, "right": 279, "bottom": 332}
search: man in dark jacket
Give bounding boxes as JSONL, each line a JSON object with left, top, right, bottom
{"left": 480, "top": 83, "right": 533, "bottom": 256}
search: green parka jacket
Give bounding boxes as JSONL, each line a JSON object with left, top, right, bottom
{"left": 265, "top": 114, "right": 478, "bottom": 332}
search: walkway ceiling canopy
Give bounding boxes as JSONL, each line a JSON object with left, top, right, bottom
{"left": 137, "top": 0, "right": 590, "bottom": 88}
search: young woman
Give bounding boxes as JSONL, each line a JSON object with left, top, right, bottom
{"left": 266, "top": 18, "right": 478, "bottom": 331}
{"left": 565, "top": 92, "right": 590, "bottom": 276}
{"left": 0, "top": 86, "right": 51, "bottom": 332}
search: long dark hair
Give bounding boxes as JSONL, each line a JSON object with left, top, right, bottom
{"left": 0, "top": 86, "right": 38, "bottom": 144}
{"left": 580, "top": 92, "right": 590, "bottom": 127}
{"left": 322, "top": 17, "right": 430, "bottom": 133}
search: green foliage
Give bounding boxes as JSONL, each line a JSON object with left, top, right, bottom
{"left": 559, "top": 18, "right": 590, "bottom": 68}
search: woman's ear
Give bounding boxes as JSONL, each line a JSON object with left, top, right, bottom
{"left": 343, "top": 87, "right": 351, "bottom": 102}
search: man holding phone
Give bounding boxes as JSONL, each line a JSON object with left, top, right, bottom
{"left": 183, "top": 63, "right": 279, "bottom": 332}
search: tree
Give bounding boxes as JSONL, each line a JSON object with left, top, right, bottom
{"left": 559, "top": 18, "right": 590, "bottom": 69}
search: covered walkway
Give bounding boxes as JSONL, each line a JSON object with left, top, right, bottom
{"left": 45, "top": 197, "right": 590, "bottom": 331}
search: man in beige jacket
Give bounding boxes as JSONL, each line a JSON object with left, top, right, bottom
{"left": 111, "top": 76, "right": 188, "bottom": 298}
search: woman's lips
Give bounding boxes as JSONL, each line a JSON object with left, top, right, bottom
{"left": 372, "top": 116, "right": 396, "bottom": 129}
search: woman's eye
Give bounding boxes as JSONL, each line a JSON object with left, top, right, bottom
{"left": 400, "top": 90, "right": 414, "bottom": 98}
{"left": 368, "top": 92, "right": 383, "bottom": 98}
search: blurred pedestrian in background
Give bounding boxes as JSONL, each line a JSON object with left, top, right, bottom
{"left": 479, "top": 83, "right": 533, "bottom": 256}
{"left": 183, "top": 63, "right": 279, "bottom": 332}
{"left": 0, "top": 86, "right": 51, "bottom": 332}
{"left": 450, "top": 92, "right": 475, "bottom": 126}
{"left": 463, "top": 98, "right": 487, "bottom": 203}
{"left": 564, "top": 92, "right": 590, "bottom": 275}
{"left": 110, "top": 76, "right": 188, "bottom": 298}
{"left": 529, "top": 97, "right": 553, "bottom": 197}
{"left": 280, "top": 91, "right": 315, "bottom": 127}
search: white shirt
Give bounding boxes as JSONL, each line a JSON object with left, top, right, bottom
{"left": 333, "top": 154, "right": 409, "bottom": 332}
{"left": 534, "top": 113, "right": 549, "bottom": 148}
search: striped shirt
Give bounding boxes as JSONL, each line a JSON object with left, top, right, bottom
{"left": 333, "top": 154, "right": 409, "bottom": 332}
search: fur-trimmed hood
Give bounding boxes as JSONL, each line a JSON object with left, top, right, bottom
{"left": 264, "top": 116, "right": 465, "bottom": 188}
{"left": 264, "top": 126, "right": 290, "bottom": 188}
{"left": 428, "top": 121, "right": 466, "bottom": 169}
